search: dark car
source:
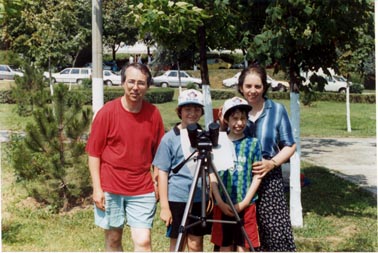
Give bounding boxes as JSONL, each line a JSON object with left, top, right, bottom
{"left": 231, "top": 62, "right": 245, "bottom": 69}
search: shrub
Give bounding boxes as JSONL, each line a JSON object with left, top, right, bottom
{"left": 350, "top": 83, "right": 364, "bottom": 94}
{"left": 8, "top": 84, "right": 93, "bottom": 213}
{"left": 186, "top": 82, "right": 199, "bottom": 90}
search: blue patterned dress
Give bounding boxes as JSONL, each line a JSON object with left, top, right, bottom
{"left": 245, "top": 98, "right": 296, "bottom": 252}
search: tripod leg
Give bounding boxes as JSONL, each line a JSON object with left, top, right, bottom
{"left": 174, "top": 158, "right": 203, "bottom": 252}
{"left": 209, "top": 161, "right": 255, "bottom": 252}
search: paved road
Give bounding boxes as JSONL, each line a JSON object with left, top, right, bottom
{"left": 300, "top": 137, "right": 377, "bottom": 196}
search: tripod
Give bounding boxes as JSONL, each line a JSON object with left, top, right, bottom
{"left": 174, "top": 142, "right": 255, "bottom": 252}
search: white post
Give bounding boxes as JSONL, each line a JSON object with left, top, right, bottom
{"left": 290, "top": 92, "right": 303, "bottom": 227}
{"left": 346, "top": 82, "right": 351, "bottom": 132}
{"left": 202, "top": 84, "right": 213, "bottom": 130}
{"left": 92, "top": 0, "right": 104, "bottom": 114}
{"left": 289, "top": 152, "right": 303, "bottom": 227}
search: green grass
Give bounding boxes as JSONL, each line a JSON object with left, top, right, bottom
{"left": 0, "top": 89, "right": 375, "bottom": 137}
{"left": 2, "top": 157, "right": 376, "bottom": 251}
{"left": 155, "top": 90, "right": 375, "bottom": 137}
{"left": 0, "top": 104, "right": 35, "bottom": 131}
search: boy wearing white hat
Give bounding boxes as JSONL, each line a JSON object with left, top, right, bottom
{"left": 210, "top": 96, "right": 262, "bottom": 251}
{"left": 152, "top": 89, "right": 212, "bottom": 251}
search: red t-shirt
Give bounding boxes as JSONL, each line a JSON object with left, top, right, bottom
{"left": 86, "top": 97, "right": 165, "bottom": 196}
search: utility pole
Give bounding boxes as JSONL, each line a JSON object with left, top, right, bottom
{"left": 92, "top": 0, "right": 104, "bottom": 114}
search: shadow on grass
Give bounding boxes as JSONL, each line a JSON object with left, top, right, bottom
{"left": 301, "top": 165, "right": 377, "bottom": 218}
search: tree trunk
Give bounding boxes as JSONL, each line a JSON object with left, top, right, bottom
{"left": 197, "top": 25, "right": 210, "bottom": 85}
{"left": 112, "top": 44, "right": 116, "bottom": 61}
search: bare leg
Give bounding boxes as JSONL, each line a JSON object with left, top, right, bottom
{"left": 130, "top": 227, "right": 151, "bottom": 251}
{"left": 105, "top": 228, "right": 123, "bottom": 251}
{"left": 220, "top": 246, "right": 233, "bottom": 252}
{"left": 236, "top": 245, "right": 249, "bottom": 252}
{"left": 187, "top": 234, "right": 203, "bottom": 252}
{"left": 169, "top": 238, "right": 177, "bottom": 252}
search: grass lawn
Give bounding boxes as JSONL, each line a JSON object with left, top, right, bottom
{"left": 2, "top": 158, "right": 376, "bottom": 251}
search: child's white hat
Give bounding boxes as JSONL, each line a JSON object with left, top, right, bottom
{"left": 222, "top": 96, "right": 252, "bottom": 119}
{"left": 178, "top": 89, "right": 204, "bottom": 107}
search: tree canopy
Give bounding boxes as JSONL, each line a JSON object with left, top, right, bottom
{"left": 247, "top": 0, "right": 374, "bottom": 88}
{"left": 0, "top": 0, "right": 374, "bottom": 82}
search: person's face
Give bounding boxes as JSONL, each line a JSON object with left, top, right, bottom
{"left": 123, "top": 67, "right": 148, "bottom": 103}
{"left": 225, "top": 110, "right": 247, "bottom": 137}
{"left": 239, "top": 73, "right": 264, "bottom": 105}
{"left": 180, "top": 105, "right": 203, "bottom": 128}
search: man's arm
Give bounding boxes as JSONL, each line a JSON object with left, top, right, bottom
{"left": 158, "top": 169, "right": 172, "bottom": 226}
{"left": 88, "top": 155, "right": 105, "bottom": 210}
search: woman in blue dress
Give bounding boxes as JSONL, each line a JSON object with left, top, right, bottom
{"left": 237, "top": 64, "right": 297, "bottom": 251}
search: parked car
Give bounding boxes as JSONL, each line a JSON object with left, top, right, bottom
{"left": 103, "top": 70, "right": 121, "bottom": 86}
{"left": 301, "top": 68, "right": 355, "bottom": 93}
{"left": 198, "top": 58, "right": 232, "bottom": 70}
{"left": 323, "top": 75, "right": 350, "bottom": 93}
{"left": 207, "top": 58, "right": 231, "bottom": 69}
{"left": 0, "top": 64, "right": 24, "bottom": 80}
{"left": 153, "top": 70, "right": 202, "bottom": 88}
{"left": 231, "top": 62, "right": 245, "bottom": 69}
{"left": 103, "top": 61, "right": 119, "bottom": 72}
{"left": 222, "top": 72, "right": 241, "bottom": 88}
{"left": 222, "top": 72, "right": 289, "bottom": 91}
{"left": 43, "top": 67, "right": 92, "bottom": 84}
{"left": 267, "top": 76, "right": 290, "bottom": 92}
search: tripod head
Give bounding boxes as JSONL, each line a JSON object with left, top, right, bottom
{"left": 172, "top": 122, "right": 220, "bottom": 174}
{"left": 187, "top": 122, "right": 220, "bottom": 151}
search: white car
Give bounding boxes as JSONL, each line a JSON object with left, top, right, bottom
{"left": 323, "top": 75, "right": 348, "bottom": 93}
{"left": 222, "top": 72, "right": 289, "bottom": 91}
{"left": 103, "top": 70, "right": 121, "bottom": 86}
{"left": 0, "top": 64, "right": 24, "bottom": 80}
{"left": 43, "top": 67, "right": 92, "bottom": 84}
{"left": 153, "top": 70, "right": 202, "bottom": 88}
{"left": 301, "top": 68, "right": 350, "bottom": 93}
{"left": 222, "top": 72, "right": 241, "bottom": 88}
{"left": 267, "top": 76, "right": 290, "bottom": 92}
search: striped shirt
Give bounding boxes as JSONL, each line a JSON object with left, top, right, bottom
{"left": 245, "top": 98, "right": 295, "bottom": 159}
{"left": 218, "top": 136, "right": 262, "bottom": 204}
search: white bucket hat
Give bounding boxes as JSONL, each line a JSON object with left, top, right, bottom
{"left": 222, "top": 96, "right": 252, "bottom": 119}
{"left": 178, "top": 89, "right": 204, "bottom": 107}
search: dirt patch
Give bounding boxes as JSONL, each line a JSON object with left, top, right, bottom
{"left": 16, "top": 197, "right": 42, "bottom": 210}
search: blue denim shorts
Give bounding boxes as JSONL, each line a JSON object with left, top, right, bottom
{"left": 94, "top": 192, "right": 156, "bottom": 230}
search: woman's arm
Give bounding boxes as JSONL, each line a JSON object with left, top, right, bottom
{"left": 252, "top": 143, "right": 296, "bottom": 178}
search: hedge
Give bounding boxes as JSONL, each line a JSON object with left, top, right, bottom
{"left": 266, "top": 91, "right": 375, "bottom": 104}
{"left": 0, "top": 87, "right": 175, "bottom": 105}
{"left": 0, "top": 87, "right": 375, "bottom": 104}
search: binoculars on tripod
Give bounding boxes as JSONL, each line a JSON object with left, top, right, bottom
{"left": 186, "top": 122, "right": 220, "bottom": 150}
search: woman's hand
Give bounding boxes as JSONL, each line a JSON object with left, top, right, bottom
{"left": 234, "top": 200, "right": 248, "bottom": 213}
{"left": 252, "top": 159, "right": 276, "bottom": 178}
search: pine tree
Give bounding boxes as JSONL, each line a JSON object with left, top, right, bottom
{"left": 11, "top": 83, "right": 93, "bottom": 212}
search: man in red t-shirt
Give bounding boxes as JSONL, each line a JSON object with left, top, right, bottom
{"left": 86, "top": 63, "right": 165, "bottom": 251}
